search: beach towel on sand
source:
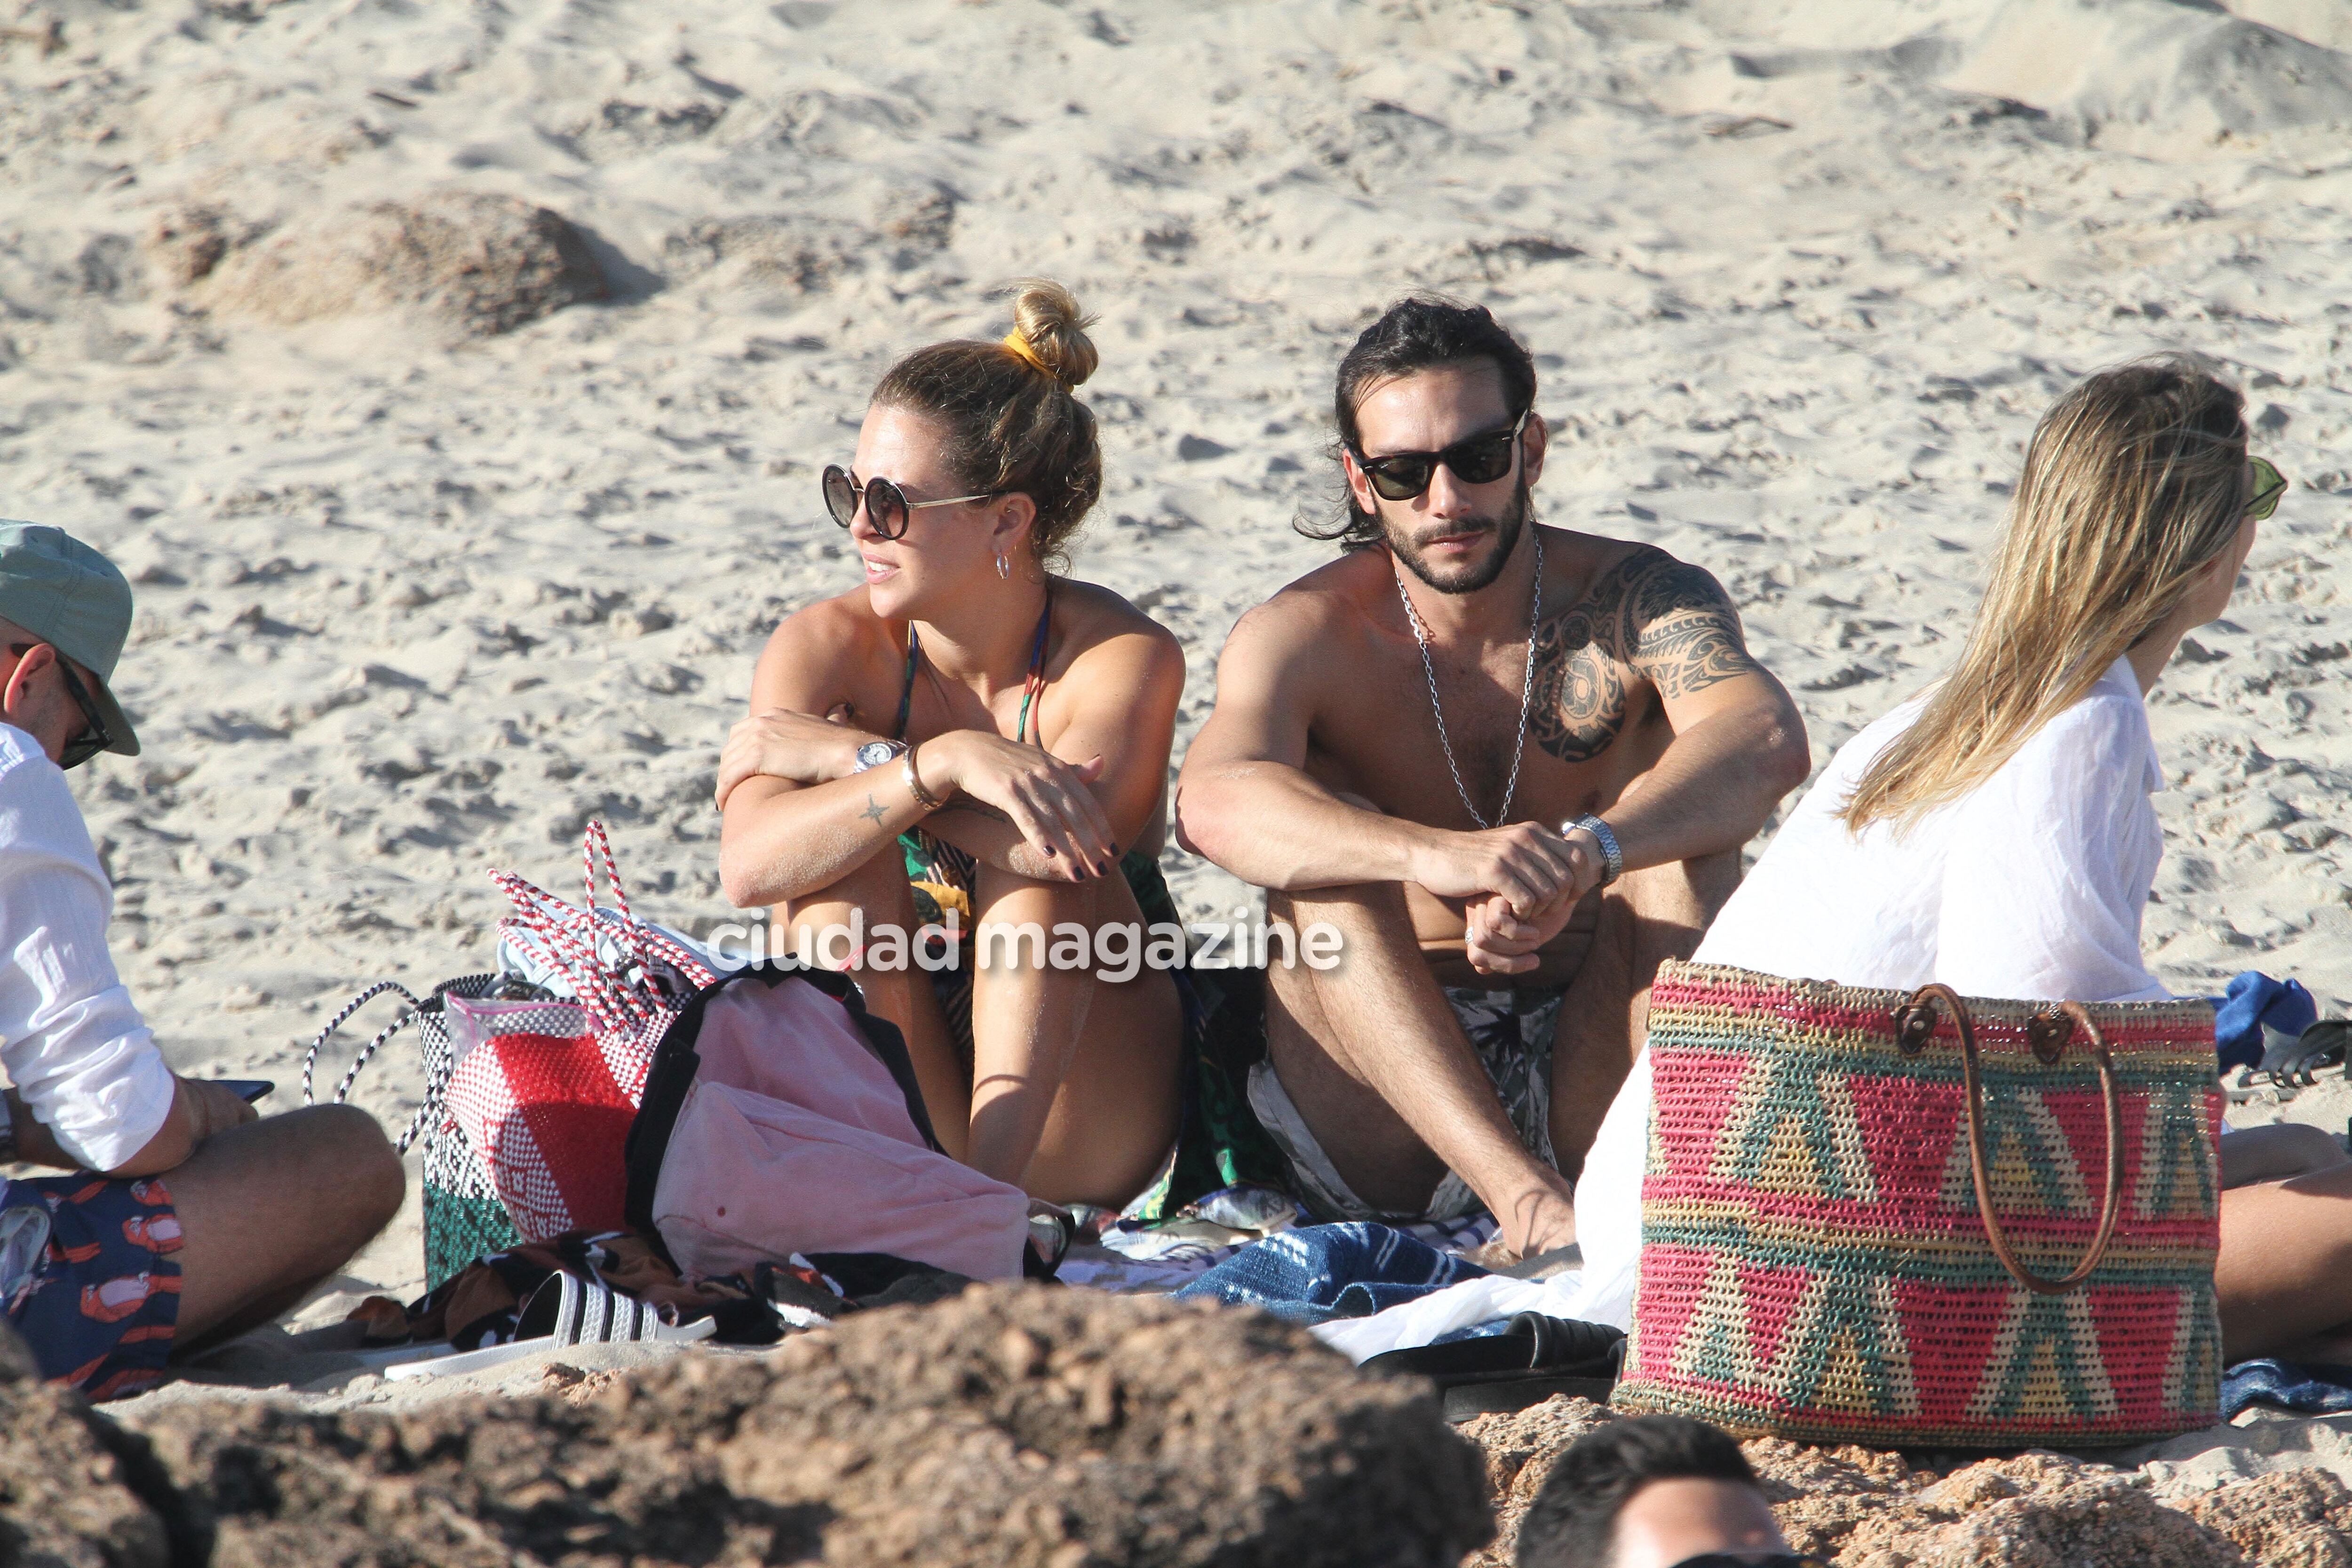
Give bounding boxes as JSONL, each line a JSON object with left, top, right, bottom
{"left": 1171, "top": 1222, "right": 1488, "bottom": 1325}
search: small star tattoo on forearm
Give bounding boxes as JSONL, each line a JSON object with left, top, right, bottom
{"left": 860, "top": 794, "right": 888, "bottom": 825}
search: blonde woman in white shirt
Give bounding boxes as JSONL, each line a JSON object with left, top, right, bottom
{"left": 1578, "top": 357, "right": 2344, "bottom": 1361}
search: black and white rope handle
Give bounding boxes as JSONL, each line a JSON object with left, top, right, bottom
{"left": 300, "top": 980, "right": 444, "bottom": 1154}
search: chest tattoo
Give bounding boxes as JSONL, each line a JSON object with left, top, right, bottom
{"left": 1529, "top": 547, "right": 1760, "bottom": 764}
{"left": 1531, "top": 598, "right": 1628, "bottom": 763}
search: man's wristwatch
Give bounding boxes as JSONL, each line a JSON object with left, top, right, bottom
{"left": 1563, "top": 814, "right": 1623, "bottom": 886}
{"left": 853, "top": 739, "right": 909, "bottom": 774}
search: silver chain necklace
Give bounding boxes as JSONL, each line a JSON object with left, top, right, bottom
{"left": 1392, "top": 527, "right": 1543, "bottom": 831}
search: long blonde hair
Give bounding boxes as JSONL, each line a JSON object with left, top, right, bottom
{"left": 1840, "top": 357, "right": 2249, "bottom": 833}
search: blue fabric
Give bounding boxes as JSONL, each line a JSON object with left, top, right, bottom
{"left": 2222, "top": 1358, "right": 2352, "bottom": 1418}
{"left": 1171, "top": 1222, "right": 1488, "bottom": 1325}
{"left": 2214, "top": 972, "right": 2317, "bottom": 1074}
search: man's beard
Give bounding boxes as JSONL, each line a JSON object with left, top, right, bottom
{"left": 1385, "top": 477, "right": 1533, "bottom": 595}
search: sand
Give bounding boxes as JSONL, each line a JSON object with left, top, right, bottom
{"left": 7, "top": 0, "right": 2352, "bottom": 1516}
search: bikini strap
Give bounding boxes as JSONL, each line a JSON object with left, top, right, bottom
{"left": 897, "top": 587, "right": 1053, "bottom": 746}
{"left": 1016, "top": 587, "right": 1053, "bottom": 745}
{"left": 893, "top": 628, "right": 919, "bottom": 741}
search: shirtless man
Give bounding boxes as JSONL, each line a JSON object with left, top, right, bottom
{"left": 1175, "top": 298, "right": 1809, "bottom": 1258}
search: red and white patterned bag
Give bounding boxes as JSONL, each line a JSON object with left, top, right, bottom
{"left": 440, "top": 822, "right": 718, "bottom": 1241}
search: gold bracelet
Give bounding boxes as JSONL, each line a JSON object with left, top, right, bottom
{"left": 903, "top": 746, "right": 946, "bottom": 812}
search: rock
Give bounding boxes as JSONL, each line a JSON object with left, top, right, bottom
{"left": 1836, "top": 1454, "right": 2240, "bottom": 1566}
{"left": 0, "top": 1319, "right": 191, "bottom": 1568}
{"left": 144, "top": 204, "right": 233, "bottom": 287}
{"left": 1742, "top": 1437, "right": 1923, "bottom": 1560}
{"left": 203, "top": 191, "right": 605, "bottom": 338}
{"left": 1458, "top": 1397, "right": 1622, "bottom": 1566}
{"left": 2182, "top": 1468, "right": 2352, "bottom": 1567}
{"left": 119, "top": 1286, "right": 1488, "bottom": 1567}
{"left": 1456, "top": 1399, "right": 2338, "bottom": 1568}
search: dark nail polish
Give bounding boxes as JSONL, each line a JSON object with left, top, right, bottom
{"left": 1043, "top": 845, "right": 1057, "bottom": 857}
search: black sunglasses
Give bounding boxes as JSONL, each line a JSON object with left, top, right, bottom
{"left": 7, "top": 643, "right": 111, "bottom": 770}
{"left": 822, "top": 464, "right": 1002, "bottom": 541}
{"left": 1350, "top": 408, "right": 1530, "bottom": 501}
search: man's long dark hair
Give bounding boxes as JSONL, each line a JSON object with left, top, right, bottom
{"left": 1297, "top": 295, "right": 1539, "bottom": 550}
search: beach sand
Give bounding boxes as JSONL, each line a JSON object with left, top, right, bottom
{"left": 7, "top": 0, "right": 2352, "bottom": 1533}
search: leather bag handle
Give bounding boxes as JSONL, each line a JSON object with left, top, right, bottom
{"left": 1893, "top": 985, "right": 2124, "bottom": 1294}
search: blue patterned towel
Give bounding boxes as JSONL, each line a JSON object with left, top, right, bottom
{"left": 1170, "top": 1222, "right": 1488, "bottom": 1325}
{"left": 2222, "top": 1359, "right": 2352, "bottom": 1418}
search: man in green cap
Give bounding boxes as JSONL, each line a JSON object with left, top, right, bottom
{"left": 0, "top": 523, "right": 404, "bottom": 1400}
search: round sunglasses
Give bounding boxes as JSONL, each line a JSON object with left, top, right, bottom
{"left": 1350, "top": 408, "right": 1531, "bottom": 501}
{"left": 822, "top": 464, "right": 1003, "bottom": 541}
{"left": 2247, "top": 455, "right": 2288, "bottom": 521}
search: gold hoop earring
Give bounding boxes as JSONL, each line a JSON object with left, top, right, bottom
{"left": 996, "top": 550, "right": 1010, "bottom": 580}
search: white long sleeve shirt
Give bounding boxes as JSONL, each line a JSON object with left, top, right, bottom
{"left": 0, "top": 723, "right": 175, "bottom": 1171}
{"left": 1575, "top": 657, "right": 2172, "bottom": 1327}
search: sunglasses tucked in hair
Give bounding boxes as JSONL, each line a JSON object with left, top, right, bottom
{"left": 7, "top": 642, "right": 111, "bottom": 770}
{"left": 2247, "top": 455, "right": 2288, "bottom": 521}
{"left": 1351, "top": 408, "right": 1531, "bottom": 501}
{"left": 822, "top": 465, "right": 1002, "bottom": 541}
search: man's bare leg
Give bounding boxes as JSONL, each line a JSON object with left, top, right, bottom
{"left": 969, "top": 865, "right": 1181, "bottom": 1208}
{"left": 777, "top": 851, "right": 969, "bottom": 1161}
{"left": 169, "top": 1104, "right": 405, "bottom": 1353}
{"left": 1547, "top": 848, "right": 1740, "bottom": 1182}
{"left": 1267, "top": 880, "right": 1573, "bottom": 1250}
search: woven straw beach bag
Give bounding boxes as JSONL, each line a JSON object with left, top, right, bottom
{"left": 1612, "top": 961, "right": 2222, "bottom": 1449}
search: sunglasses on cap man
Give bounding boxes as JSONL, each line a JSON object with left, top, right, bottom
{"left": 4, "top": 642, "right": 114, "bottom": 770}
{"left": 1349, "top": 408, "right": 1532, "bottom": 502}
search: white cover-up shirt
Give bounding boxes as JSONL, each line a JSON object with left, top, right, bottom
{"left": 0, "top": 722, "right": 174, "bottom": 1171}
{"left": 1574, "top": 656, "right": 2172, "bottom": 1328}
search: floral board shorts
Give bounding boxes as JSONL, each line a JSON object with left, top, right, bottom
{"left": 1247, "top": 985, "right": 1563, "bottom": 1224}
{"left": 1, "top": 1173, "right": 183, "bottom": 1401}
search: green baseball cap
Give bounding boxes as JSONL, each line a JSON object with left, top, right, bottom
{"left": 0, "top": 523, "right": 140, "bottom": 757}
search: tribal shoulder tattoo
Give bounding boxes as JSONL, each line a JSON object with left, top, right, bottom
{"left": 1530, "top": 547, "right": 1763, "bottom": 763}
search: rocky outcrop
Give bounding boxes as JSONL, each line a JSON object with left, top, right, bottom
{"left": 1459, "top": 1396, "right": 2352, "bottom": 1568}
{"left": 8, "top": 1287, "right": 1487, "bottom": 1568}
{"left": 2180, "top": 1467, "right": 2352, "bottom": 1568}
{"left": 200, "top": 191, "right": 605, "bottom": 338}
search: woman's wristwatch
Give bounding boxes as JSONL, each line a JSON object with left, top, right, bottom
{"left": 853, "top": 739, "right": 907, "bottom": 775}
{"left": 1562, "top": 813, "right": 1623, "bottom": 886}
{"left": 857, "top": 738, "right": 945, "bottom": 812}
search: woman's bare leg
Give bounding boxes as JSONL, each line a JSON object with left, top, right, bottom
{"left": 968, "top": 864, "right": 1181, "bottom": 1208}
{"left": 774, "top": 849, "right": 969, "bottom": 1162}
{"left": 2217, "top": 1162, "right": 2352, "bottom": 1361}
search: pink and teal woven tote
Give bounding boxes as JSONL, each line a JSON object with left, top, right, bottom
{"left": 1613, "top": 961, "right": 2222, "bottom": 1449}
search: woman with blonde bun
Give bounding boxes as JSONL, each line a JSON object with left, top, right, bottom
{"left": 715, "top": 280, "right": 1184, "bottom": 1209}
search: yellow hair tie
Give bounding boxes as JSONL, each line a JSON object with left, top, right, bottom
{"left": 1001, "top": 330, "right": 1060, "bottom": 383}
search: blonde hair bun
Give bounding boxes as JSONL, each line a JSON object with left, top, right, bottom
{"left": 1005, "top": 278, "right": 1099, "bottom": 390}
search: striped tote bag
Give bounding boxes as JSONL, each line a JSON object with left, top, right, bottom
{"left": 1612, "top": 961, "right": 2222, "bottom": 1449}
